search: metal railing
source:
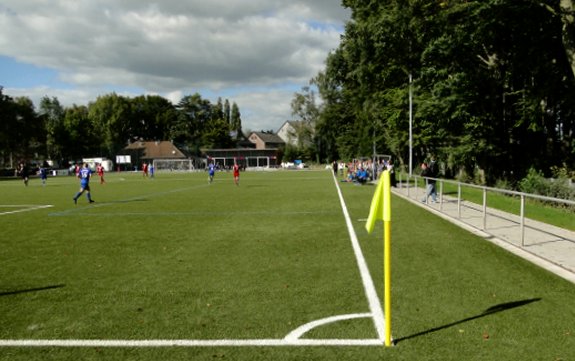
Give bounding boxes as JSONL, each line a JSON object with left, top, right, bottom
{"left": 398, "top": 174, "right": 575, "bottom": 247}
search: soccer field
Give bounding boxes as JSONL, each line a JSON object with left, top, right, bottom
{"left": 0, "top": 170, "right": 385, "bottom": 358}
{"left": 1, "top": 170, "right": 575, "bottom": 361}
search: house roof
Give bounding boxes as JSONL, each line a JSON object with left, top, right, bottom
{"left": 250, "top": 132, "right": 285, "bottom": 144}
{"left": 277, "top": 120, "right": 301, "bottom": 132}
{"left": 124, "top": 141, "right": 186, "bottom": 159}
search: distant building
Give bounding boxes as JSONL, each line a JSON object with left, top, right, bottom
{"left": 203, "top": 148, "right": 281, "bottom": 168}
{"left": 247, "top": 132, "right": 285, "bottom": 150}
{"left": 276, "top": 120, "right": 300, "bottom": 146}
{"left": 123, "top": 141, "right": 187, "bottom": 166}
{"left": 203, "top": 132, "right": 284, "bottom": 168}
{"left": 276, "top": 120, "right": 313, "bottom": 148}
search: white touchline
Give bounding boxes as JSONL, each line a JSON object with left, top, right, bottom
{"left": 331, "top": 174, "right": 387, "bottom": 342}
{"left": 0, "top": 205, "right": 53, "bottom": 216}
{"left": 0, "top": 173, "right": 386, "bottom": 348}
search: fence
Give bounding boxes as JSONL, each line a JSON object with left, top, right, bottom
{"left": 397, "top": 174, "right": 575, "bottom": 247}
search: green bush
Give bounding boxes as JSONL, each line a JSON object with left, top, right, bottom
{"left": 519, "top": 167, "right": 575, "bottom": 202}
{"left": 518, "top": 168, "right": 549, "bottom": 195}
{"left": 494, "top": 178, "right": 514, "bottom": 191}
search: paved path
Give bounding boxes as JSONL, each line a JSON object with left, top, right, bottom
{"left": 392, "top": 184, "right": 575, "bottom": 285}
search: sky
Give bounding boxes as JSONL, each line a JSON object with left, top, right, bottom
{"left": 0, "top": 1, "right": 350, "bottom": 133}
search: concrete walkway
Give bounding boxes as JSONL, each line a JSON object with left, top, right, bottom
{"left": 392, "top": 184, "right": 575, "bottom": 285}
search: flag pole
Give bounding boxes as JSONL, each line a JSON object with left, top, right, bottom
{"left": 382, "top": 171, "right": 392, "bottom": 346}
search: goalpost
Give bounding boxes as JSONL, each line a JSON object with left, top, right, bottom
{"left": 153, "top": 159, "right": 194, "bottom": 172}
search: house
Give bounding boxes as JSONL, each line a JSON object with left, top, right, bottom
{"left": 123, "top": 141, "right": 187, "bottom": 167}
{"left": 247, "top": 132, "right": 285, "bottom": 150}
{"left": 203, "top": 148, "right": 281, "bottom": 168}
{"left": 276, "top": 120, "right": 300, "bottom": 146}
{"left": 276, "top": 120, "right": 313, "bottom": 147}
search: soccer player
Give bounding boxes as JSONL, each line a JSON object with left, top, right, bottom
{"left": 73, "top": 163, "right": 95, "bottom": 204}
{"left": 18, "top": 162, "right": 29, "bottom": 186}
{"left": 233, "top": 162, "right": 240, "bottom": 186}
{"left": 39, "top": 164, "right": 48, "bottom": 186}
{"left": 208, "top": 162, "right": 215, "bottom": 183}
{"left": 142, "top": 162, "right": 148, "bottom": 177}
{"left": 96, "top": 163, "right": 106, "bottom": 184}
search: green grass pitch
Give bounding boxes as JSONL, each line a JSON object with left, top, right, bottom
{"left": 1, "top": 170, "right": 574, "bottom": 360}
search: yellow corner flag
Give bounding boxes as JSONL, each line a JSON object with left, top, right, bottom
{"left": 365, "top": 175, "right": 385, "bottom": 234}
{"left": 365, "top": 171, "right": 393, "bottom": 347}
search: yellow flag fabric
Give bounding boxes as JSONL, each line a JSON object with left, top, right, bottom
{"left": 365, "top": 175, "right": 385, "bottom": 234}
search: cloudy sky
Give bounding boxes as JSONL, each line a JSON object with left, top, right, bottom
{"left": 0, "top": 1, "right": 349, "bottom": 132}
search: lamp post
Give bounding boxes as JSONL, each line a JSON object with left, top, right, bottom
{"left": 409, "top": 73, "right": 413, "bottom": 177}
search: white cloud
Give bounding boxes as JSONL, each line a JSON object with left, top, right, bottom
{"left": 0, "top": 0, "right": 349, "bottom": 131}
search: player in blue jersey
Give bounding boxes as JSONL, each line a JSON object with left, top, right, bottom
{"left": 73, "top": 163, "right": 95, "bottom": 204}
{"left": 39, "top": 164, "right": 48, "bottom": 186}
{"left": 208, "top": 162, "right": 216, "bottom": 184}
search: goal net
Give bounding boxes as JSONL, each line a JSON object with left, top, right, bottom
{"left": 153, "top": 159, "right": 195, "bottom": 172}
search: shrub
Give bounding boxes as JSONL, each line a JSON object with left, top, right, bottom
{"left": 519, "top": 167, "right": 575, "bottom": 203}
{"left": 518, "top": 168, "right": 549, "bottom": 196}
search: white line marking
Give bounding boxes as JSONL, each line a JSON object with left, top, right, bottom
{"left": 0, "top": 339, "right": 383, "bottom": 347}
{"left": 0, "top": 172, "right": 385, "bottom": 348}
{"left": 0, "top": 205, "right": 53, "bottom": 216}
{"left": 284, "top": 313, "right": 373, "bottom": 341}
{"left": 331, "top": 174, "right": 386, "bottom": 341}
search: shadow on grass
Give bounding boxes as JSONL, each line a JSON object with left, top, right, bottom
{"left": 0, "top": 284, "right": 65, "bottom": 297}
{"left": 394, "top": 298, "right": 541, "bottom": 344}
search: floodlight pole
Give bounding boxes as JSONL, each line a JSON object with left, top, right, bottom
{"left": 409, "top": 73, "right": 413, "bottom": 177}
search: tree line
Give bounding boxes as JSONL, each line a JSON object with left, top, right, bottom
{"left": 0, "top": 88, "right": 242, "bottom": 168}
{"left": 294, "top": 0, "right": 575, "bottom": 184}
{"left": 3, "top": 1, "right": 575, "bottom": 185}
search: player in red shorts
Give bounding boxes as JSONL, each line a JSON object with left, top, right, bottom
{"left": 233, "top": 162, "right": 240, "bottom": 186}
{"left": 96, "top": 163, "right": 106, "bottom": 184}
{"left": 142, "top": 162, "right": 148, "bottom": 177}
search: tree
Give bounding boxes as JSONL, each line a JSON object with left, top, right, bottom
{"left": 224, "top": 99, "right": 231, "bottom": 124}
{"left": 316, "top": 0, "right": 575, "bottom": 182}
{"left": 62, "top": 105, "right": 94, "bottom": 162}
{"left": 39, "top": 96, "right": 65, "bottom": 163}
{"left": 290, "top": 85, "right": 320, "bottom": 161}
{"left": 172, "top": 93, "right": 215, "bottom": 154}
{"left": 130, "top": 95, "right": 177, "bottom": 141}
{"left": 230, "top": 102, "right": 242, "bottom": 140}
{"left": 0, "top": 87, "right": 18, "bottom": 167}
{"left": 88, "top": 93, "right": 134, "bottom": 158}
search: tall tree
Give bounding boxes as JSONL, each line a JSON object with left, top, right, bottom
{"left": 62, "top": 105, "right": 94, "bottom": 161}
{"left": 39, "top": 96, "right": 65, "bottom": 163}
{"left": 224, "top": 99, "right": 231, "bottom": 124}
{"left": 130, "top": 95, "right": 177, "bottom": 141}
{"left": 230, "top": 102, "right": 242, "bottom": 139}
{"left": 318, "top": 0, "right": 575, "bottom": 182}
{"left": 291, "top": 85, "right": 319, "bottom": 160}
{"left": 88, "top": 93, "right": 133, "bottom": 157}
{"left": 0, "top": 87, "right": 18, "bottom": 167}
{"left": 172, "top": 93, "right": 214, "bottom": 154}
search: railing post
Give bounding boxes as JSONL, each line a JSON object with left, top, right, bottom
{"left": 407, "top": 175, "right": 410, "bottom": 197}
{"left": 457, "top": 182, "right": 462, "bottom": 218}
{"left": 520, "top": 195, "right": 525, "bottom": 247}
{"left": 439, "top": 180, "right": 443, "bottom": 210}
{"left": 424, "top": 177, "right": 429, "bottom": 204}
{"left": 482, "top": 187, "right": 487, "bottom": 230}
